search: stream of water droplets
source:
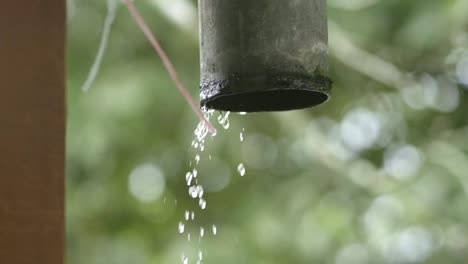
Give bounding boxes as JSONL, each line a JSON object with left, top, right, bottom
{"left": 179, "top": 109, "right": 248, "bottom": 264}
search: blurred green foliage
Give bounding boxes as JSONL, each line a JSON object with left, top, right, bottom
{"left": 67, "top": 0, "right": 468, "bottom": 263}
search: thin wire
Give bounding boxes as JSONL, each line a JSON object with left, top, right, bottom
{"left": 81, "top": 0, "right": 118, "bottom": 92}
{"left": 123, "top": 0, "right": 216, "bottom": 134}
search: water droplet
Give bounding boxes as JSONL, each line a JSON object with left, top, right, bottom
{"left": 191, "top": 140, "right": 199, "bottom": 149}
{"left": 193, "top": 169, "right": 198, "bottom": 178}
{"left": 195, "top": 154, "right": 200, "bottom": 164}
{"left": 185, "top": 172, "right": 193, "bottom": 186}
{"left": 198, "top": 186, "right": 204, "bottom": 198}
{"left": 189, "top": 186, "right": 198, "bottom": 198}
{"left": 200, "top": 227, "right": 205, "bottom": 237}
{"left": 187, "top": 233, "right": 191, "bottom": 241}
{"left": 209, "top": 155, "right": 212, "bottom": 160}
{"left": 240, "top": 128, "right": 245, "bottom": 142}
{"left": 198, "top": 251, "right": 203, "bottom": 260}
{"left": 163, "top": 196, "right": 167, "bottom": 204}
{"left": 178, "top": 222, "right": 185, "bottom": 233}
{"left": 189, "top": 185, "right": 204, "bottom": 199}
{"left": 182, "top": 255, "right": 188, "bottom": 264}
{"left": 191, "top": 211, "right": 195, "bottom": 220}
{"left": 239, "top": 112, "right": 247, "bottom": 115}
{"left": 217, "top": 111, "right": 231, "bottom": 129}
{"left": 199, "top": 198, "right": 207, "bottom": 209}
{"left": 212, "top": 225, "right": 217, "bottom": 235}
{"left": 185, "top": 210, "right": 190, "bottom": 220}
{"left": 237, "top": 163, "right": 246, "bottom": 176}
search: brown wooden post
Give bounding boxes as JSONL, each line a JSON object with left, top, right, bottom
{"left": 0, "top": 1, "right": 65, "bottom": 264}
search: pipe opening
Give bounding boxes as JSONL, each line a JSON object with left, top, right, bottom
{"left": 202, "top": 89, "right": 329, "bottom": 112}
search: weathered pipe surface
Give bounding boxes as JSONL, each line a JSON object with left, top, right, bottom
{"left": 199, "top": 0, "right": 332, "bottom": 112}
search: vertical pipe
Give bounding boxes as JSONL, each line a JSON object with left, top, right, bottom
{"left": 0, "top": 1, "right": 65, "bottom": 264}
{"left": 199, "top": 0, "right": 331, "bottom": 112}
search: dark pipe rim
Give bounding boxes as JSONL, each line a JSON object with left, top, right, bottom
{"left": 200, "top": 74, "right": 332, "bottom": 112}
{"left": 201, "top": 88, "right": 330, "bottom": 112}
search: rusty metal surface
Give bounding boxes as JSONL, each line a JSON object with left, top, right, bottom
{"left": 0, "top": 1, "right": 65, "bottom": 263}
{"left": 199, "top": 0, "right": 331, "bottom": 112}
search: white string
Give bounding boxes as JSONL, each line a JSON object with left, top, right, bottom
{"left": 81, "top": 0, "right": 119, "bottom": 92}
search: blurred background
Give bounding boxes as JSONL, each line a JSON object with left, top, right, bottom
{"left": 67, "top": 0, "right": 468, "bottom": 263}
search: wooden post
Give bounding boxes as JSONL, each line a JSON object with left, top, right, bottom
{"left": 0, "top": 1, "right": 65, "bottom": 264}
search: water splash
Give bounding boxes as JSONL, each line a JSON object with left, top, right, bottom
{"left": 237, "top": 163, "right": 246, "bottom": 176}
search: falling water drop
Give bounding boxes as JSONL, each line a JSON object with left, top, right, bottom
{"left": 200, "top": 227, "right": 205, "bottom": 238}
{"left": 199, "top": 198, "right": 207, "bottom": 209}
{"left": 217, "top": 111, "right": 231, "bottom": 129}
{"left": 198, "top": 185, "right": 204, "bottom": 198}
{"left": 240, "top": 128, "right": 246, "bottom": 142}
{"left": 178, "top": 222, "right": 185, "bottom": 233}
{"left": 198, "top": 251, "right": 203, "bottom": 261}
{"left": 239, "top": 112, "right": 247, "bottom": 115}
{"left": 212, "top": 225, "right": 217, "bottom": 235}
{"left": 189, "top": 185, "right": 200, "bottom": 199}
{"left": 192, "top": 169, "right": 198, "bottom": 178}
{"left": 237, "top": 163, "right": 246, "bottom": 176}
{"left": 187, "top": 233, "right": 191, "bottom": 242}
{"left": 195, "top": 154, "right": 201, "bottom": 164}
{"left": 185, "top": 172, "right": 193, "bottom": 186}
{"left": 182, "top": 255, "right": 188, "bottom": 264}
{"left": 185, "top": 210, "right": 190, "bottom": 221}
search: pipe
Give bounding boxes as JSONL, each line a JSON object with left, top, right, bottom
{"left": 199, "top": 0, "right": 332, "bottom": 112}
